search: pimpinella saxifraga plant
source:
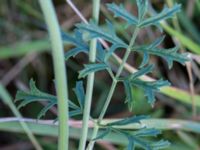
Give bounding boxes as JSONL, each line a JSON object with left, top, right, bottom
{"left": 15, "top": 0, "right": 189, "bottom": 150}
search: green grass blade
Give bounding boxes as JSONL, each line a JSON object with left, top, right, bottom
{"left": 177, "top": 131, "right": 199, "bottom": 150}
{"left": 160, "top": 86, "right": 200, "bottom": 107}
{"left": 0, "top": 118, "right": 199, "bottom": 144}
{"left": 0, "top": 118, "right": 127, "bottom": 145}
{"left": 0, "top": 40, "right": 49, "bottom": 59}
{"left": 178, "top": 12, "right": 200, "bottom": 43}
{"left": 0, "top": 84, "right": 43, "bottom": 150}
{"left": 101, "top": 119, "right": 200, "bottom": 133}
{"left": 162, "top": 24, "right": 200, "bottom": 54}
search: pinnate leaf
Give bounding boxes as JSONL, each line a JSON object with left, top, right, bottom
{"left": 62, "top": 30, "right": 87, "bottom": 51}
{"left": 131, "top": 79, "right": 170, "bottom": 104}
{"left": 15, "top": 79, "right": 80, "bottom": 119}
{"left": 63, "top": 30, "right": 105, "bottom": 62}
{"left": 65, "top": 47, "right": 88, "bottom": 61}
{"left": 134, "top": 45, "right": 189, "bottom": 69}
{"left": 79, "top": 63, "right": 108, "bottom": 78}
{"left": 129, "top": 64, "right": 154, "bottom": 80}
{"left": 147, "top": 36, "right": 165, "bottom": 49}
{"left": 37, "top": 101, "right": 56, "bottom": 120}
{"left": 63, "top": 30, "right": 88, "bottom": 61}
{"left": 123, "top": 65, "right": 154, "bottom": 109}
{"left": 100, "top": 127, "right": 169, "bottom": 150}
{"left": 122, "top": 130, "right": 169, "bottom": 150}
{"left": 139, "top": 4, "right": 181, "bottom": 28}
{"left": 107, "top": 115, "right": 148, "bottom": 126}
{"left": 137, "top": 0, "right": 148, "bottom": 21}
{"left": 77, "top": 21, "right": 127, "bottom": 47}
{"left": 107, "top": 3, "right": 138, "bottom": 26}
{"left": 104, "top": 44, "right": 127, "bottom": 62}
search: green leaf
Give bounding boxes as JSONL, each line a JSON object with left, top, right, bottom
{"left": 136, "top": 138, "right": 169, "bottom": 150}
{"left": 37, "top": 102, "right": 56, "bottom": 120}
{"left": 104, "top": 44, "right": 127, "bottom": 62}
{"left": 129, "top": 65, "right": 154, "bottom": 80}
{"left": 133, "top": 128, "right": 161, "bottom": 137}
{"left": 0, "top": 84, "right": 41, "bottom": 147}
{"left": 107, "top": 3, "right": 138, "bottom": 25}
{"left": 115, "top": 129, "right": 169, "bottom": 150}
{"left": 107, "top": 115, "right": 148, "bottom": 126}
{"left": 126, "top": 136, "right": 151, "bottom": 150}
{"left": 77, "top": 21, "right": 127, "bottom": 47}
{"left": 133, "top": 36, "right": 165, "bottom": 68}
{"left": 15, "top": 79, "right": 58, "bottom": 109}
{"left": 78, "top": 63, "right": 108, "bottom": 78}
{"left": 96, "top": 42, "right": 106, "bottom": 62}
{"left": 15, "top": 79, "right": 79, "bottom": 118}
{"left": 73, "top": 81, "right": 85, "bottom": 110}
{"left": 139, "top": 4, "right": 181, "bottom": 28}
{"left": 123, "top": 65, "right": 154, "bottom": 109}
{"left": 16, "top": 98, "right": 47, "bottom": 110}
{"left": 147, "top": 36, "right": 165, "bottom": 49}
{"left": 131, "top": 79, "right": 170, "bottom": 105}
{"left": 69, "top": 109, "right": 82, "bottom": 117}
{"left": 65, "top": 47, "right": 88, "bottom": 61}
{"left": 92, "top": 128, "right": 111, "bottom": 141}
{"left": 133, "top": 44, "right": 189, "bottom": 69}
{"left": 62, "top": 30, "right": 86, "bottom": 49}
{"left": 123, "top": 80, "right": 134, "bottom": 111}
{"left": 140, "top": 52, "right": 149, "bottom": 68}
{"left": 151, "top": 140, "right": 171, "bottom": 150}
{"left": 63, "top": 30, "right": 105, "bottom": 62}
{"left": 137, "top": 0, "right": 148, "bottom": 21}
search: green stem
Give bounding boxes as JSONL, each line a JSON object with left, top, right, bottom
{"left": 0, "top": 84, "right": 43, "bottom": 150}
{"left": 39, "top": 0, "right": 69, "bottom": 150}
{"left": 87, "top": 27, "right": 140, "bottom": 150}
{"left": 78, "top": 0, "right": 100, "bottom": 150}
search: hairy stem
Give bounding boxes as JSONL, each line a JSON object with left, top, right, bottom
{"left": 39, "top": 0, "right": 69, "bottom": 149}
{"left": 78, "top": 0, "right": 101, "bottom": 150}
{"left": 87, "top": 27, "right": 140, "bottom": 150}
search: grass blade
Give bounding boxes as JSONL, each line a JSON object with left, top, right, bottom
{"left": 162, "top": 24, "right": 200, "bottom": 55}
{"left": 0, "top": 84, "right": 43, "bottom": 150}
{"left": 0, "top": 40, "right": 49, "bottom": 59}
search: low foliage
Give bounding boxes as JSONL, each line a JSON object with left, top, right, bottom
{"left": 16, "top": 0, "right": 189, "bottom": 149}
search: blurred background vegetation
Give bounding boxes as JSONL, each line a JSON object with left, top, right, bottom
{"left": 0, "top": 0, "right": 200, "bottom": 149}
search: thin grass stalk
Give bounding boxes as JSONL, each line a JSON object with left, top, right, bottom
{"left": 38, "top": 0, "right": 69, "bottom": 149}
{"left": 0, "top": 84, "right": 43, "bottom": 150}
{"left": 166, "top": 0, "right": 196, "bottom": 117}
{"left": 78, "top": 0, "right": 100, "bottom": 150}
{"left": 87, "top": 27, "right": 140, "bottom": 150}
